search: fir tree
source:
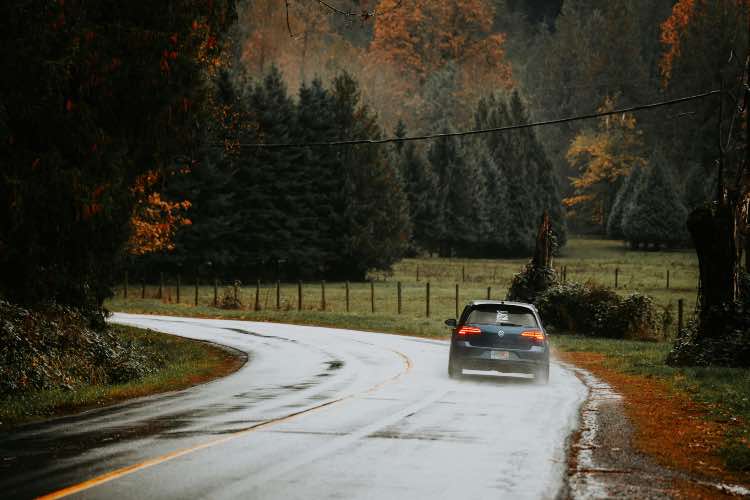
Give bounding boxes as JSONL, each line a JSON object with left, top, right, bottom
{"left": 607, "top": 165, "right": 642, "bottom": 240}
{"left": 622, "top": 149, "right": 689, "bottom": 248}
{"left": 393, "top": 121, "right": 439, "bottom": 254}
{"left": 328, "top": 72, "right": 410, "bottom": 278}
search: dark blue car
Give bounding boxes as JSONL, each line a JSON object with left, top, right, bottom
{"left": 446, "top": 300, "right": 550, "bottom": 383}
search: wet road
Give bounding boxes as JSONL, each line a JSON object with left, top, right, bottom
{"left": 0, "top": 314, "right": 587, "bottom": 499}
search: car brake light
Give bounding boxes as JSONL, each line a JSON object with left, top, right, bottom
{"left": 456, "top": 326, "right": 482, "bottom": 336}
{"left": 521, "top": 330, "right": 545, "bottom": 343}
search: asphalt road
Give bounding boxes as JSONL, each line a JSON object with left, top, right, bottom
{"left": 0, "top": 314, "right": 588, "bottom": 499}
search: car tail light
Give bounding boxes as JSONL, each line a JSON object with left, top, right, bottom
{"left": 456, "top": 326, "right": 482, "bottom": 336}
{"left": 521, "top": 330, "right": 545, "bottom": 343}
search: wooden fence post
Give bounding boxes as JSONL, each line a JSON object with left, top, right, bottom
{"left": 276, "top": 281, "right": 280, "bottom": 310}
{"left": 159, "top": 272, "right": 164, "bottom": 299}
{"left": 255, "top": 280, "right": 261, "bottom": 311}
{"left": 678, "top": 299, "right": 684, "bottom": 333}
{"left": 194, "top": 274, "right": 199, "bottom": 307}
{"left": 666, "top": 270, "right": 670, "bottom": 289}
{"left": 345, "top": 281, "right": 350, "bottom": 312}
{"left": 426, "top": 282, "right": 430, "bottom": 318}
{"left": 487, "top": 286, "right": 491, "bottom": 300}
{"left": 213, "top": 278, "right": 218, "bottom": 307}
{"left": 141, "top": 278, "right": 146, "bottom": 299}
{"left": 455, "top": 283, "right": 459, "bottom": 318}
{"left": 615, "top": 268, "right": 619, "bottom": 289}
{"left": 397, "top": 281, "right": 402, "bottom": 315}
{"left": 176, "top": 274, "right": 181, "bottom": 303}
{"left": 298, "top": 281, "right": 302, "bottom": 311}
{"left": 124, "top": 271, "right": 128, "bottom": 299}
{"left": 321, "top": 280, "right": 326, "bottom": 311}
{"left": 370, "top": 280, "right": 375, "bottom": 313}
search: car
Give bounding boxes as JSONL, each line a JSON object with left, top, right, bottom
{"left": 445, "top": 300, "right": 550, "bottom": 383}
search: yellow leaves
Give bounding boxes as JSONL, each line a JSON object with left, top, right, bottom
{"left": 565, "top": 96, "right": 646, "bottom": 217}
{"left": 562, "top": 194, "right": 595, "bottom": 208}
{"left": 127, "top": 170, "right": 191, "bottom": 256}
{"left": 659, "top": 0, "right": 696, "bottom": 84}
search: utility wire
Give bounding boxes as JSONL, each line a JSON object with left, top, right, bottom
{"left": 233, "top": 89, "right": 722, "bottom": 149}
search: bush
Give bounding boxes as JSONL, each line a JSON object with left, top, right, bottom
{"left": 668, "top": 272, "right": 750, "bottom": 367}
{"left": 537, "top": 282, "right": 661, "bottom": 340}
{"left": 0, "top": 300, "right": 155, "bottom": 396}
{"left": 506, "top": 264, "right": 558, "bottom": 304}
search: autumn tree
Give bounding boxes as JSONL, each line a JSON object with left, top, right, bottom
{"left": 564, "top": 96, "right": 646, "bottom": 231}
{"left": 370, "top": 0, "right": 513, "bottom": 127}
{"left": 0, "top": 0, "right": 236, "bottom": 312}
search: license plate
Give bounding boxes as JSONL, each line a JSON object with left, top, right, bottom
{"left": 491, "top": 350, "right": 509, "bottom": 360}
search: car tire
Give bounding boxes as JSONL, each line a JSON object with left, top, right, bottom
{"left": 448, "top": 355, "right": 461, "bottom": 379}
{"left": 534, "top": 364, "right": 549, "bottom": 384}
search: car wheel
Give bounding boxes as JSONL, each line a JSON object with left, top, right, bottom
{"left": 448, "top": 355, "right": 461, "bottom": 379}
{"left": 534, "top": 364, "right": 549, "bottom": 384}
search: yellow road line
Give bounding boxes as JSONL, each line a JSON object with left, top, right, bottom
{"left": 37, "top": 347, "right": 412, "bottom": 500}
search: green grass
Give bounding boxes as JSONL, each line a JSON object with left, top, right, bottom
{"left": 552, "top": 334, "right": 750, "bottom": 472}
{"left": 109, "top": 237, "right": 699, "bottom": 336}
{"left": 0, "top": 325, "right": 241, "bottom": 427}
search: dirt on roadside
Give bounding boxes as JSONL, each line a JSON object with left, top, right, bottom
{"left": 558, "top": 351, "right": 750, "bottom": 499}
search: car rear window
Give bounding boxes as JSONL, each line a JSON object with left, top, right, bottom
{"left": 465, "top": 304, "right": 538, "bottom": 328}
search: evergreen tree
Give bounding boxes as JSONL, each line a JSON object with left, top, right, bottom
{"left": 606, "top": 164, "right": 642, "bottom": 240}
{"left": 622, "top": 149, "right": 689, "bottom": 248}
{"left": 476, "top": 144, "right": 509, "bottom": 255}
{"left": 295, "top": 78, "right": 341, "bottom": 275}
{"left": 234, "top": 66, "right": 301, "bottom": 276}
{"left": 393, "top": 121, "right": 440, "bottom": 254}
{"left": 328, "top": 72, "right": 410, "bottom": 278}
{"left": 427, "top": 131, "right": 459, "bottom": 256}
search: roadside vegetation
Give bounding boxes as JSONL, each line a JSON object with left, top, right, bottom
{"left": 0, "top": 322, "right": 242, "bottom": 428}
{"left": 554, "top": 335, "right": 750, "bottom": 478}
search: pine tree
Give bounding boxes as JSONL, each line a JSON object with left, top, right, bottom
{"left": 295, "top": 78, "right": 341, "bottom": 275}
{"left": 476, "top": 143, "right": 509, "bottom": 255}
{"left": 328, "top": 72, "right": 410, "bottom": 279}
{"left": 622, "top": 149, "right": 689, "bottom": 248}
{"left": 393, "top": 121, "right": 440, "bottom": 254}
{"left": 235, "top": 65, "right": 300, "bottom": 276}
{"left": 607, "top": 164, "right": 642, "bottom": 240}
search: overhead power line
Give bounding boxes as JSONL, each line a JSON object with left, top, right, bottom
{"left": 233, "top": 89, "right": 722, "bottom": 149}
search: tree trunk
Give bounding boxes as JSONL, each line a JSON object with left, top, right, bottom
{"left": 688, "top": 203, "right": 738, "bottom": 336}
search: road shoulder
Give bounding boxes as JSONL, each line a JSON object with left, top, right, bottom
{"left": 559, "top": 352, "right": 750, "bottom": 499}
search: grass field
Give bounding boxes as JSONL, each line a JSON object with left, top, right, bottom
{"left": 108, "top": 237, "right": 699, "bottom": 338}
{"left": 0, "top": 325, "right": 243, "bottom": 427}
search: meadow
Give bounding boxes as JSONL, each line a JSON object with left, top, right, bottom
{"left": 108, "top": 237, "right": 699, "bottom": 338}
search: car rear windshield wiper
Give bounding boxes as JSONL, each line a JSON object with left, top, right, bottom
{"left": 499, "top": 322, "right": 524, "bottom": 327}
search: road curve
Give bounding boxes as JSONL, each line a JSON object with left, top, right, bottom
{"left": 0, "top": 314, "right": 587, "bottom": 500}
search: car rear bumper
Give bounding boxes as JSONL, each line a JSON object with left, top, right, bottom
{"left": 451, "top": 342, "right": 548, "bottom": 374}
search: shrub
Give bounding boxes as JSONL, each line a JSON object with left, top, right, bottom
{"left": 537, "top": 282, "right": 661, "bottom": 340}
{"left": 506, "top": 263, "right": 558, "bottom": 304}
{"left": 0, "top": 300, "right": 155, "bottom": 396}
{"left": 668, "top": 272, "right": 750, "bottom": 367}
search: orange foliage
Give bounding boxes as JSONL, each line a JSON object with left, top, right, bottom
{"left": 564, "top": 96, "right": 645, "bottom": 223}
{"left": 370, "top": 0, "right": 512, "bottom": 90}
{"left": 660, "top": 0, "right": 750, "bottom": 84}
{"left": 127, "top": 170, "right": 191, "bottom": 255}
